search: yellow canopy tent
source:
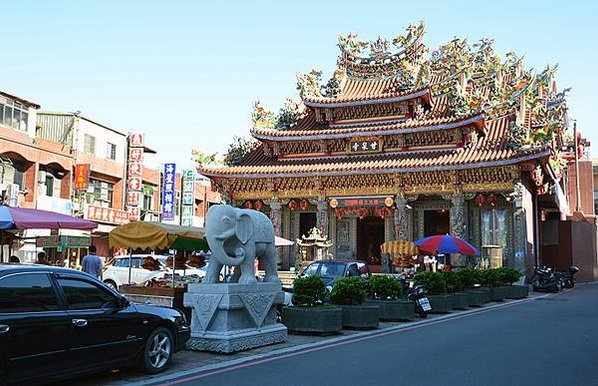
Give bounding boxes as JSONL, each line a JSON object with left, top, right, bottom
{"left": 380, "top": 240, "right": 419, "bottom": 268}
{"left": 108, "top": 222, "right": 208, "bottom": 285}
{"left": 109, "top": 221, "right": 207, "bottom": 251}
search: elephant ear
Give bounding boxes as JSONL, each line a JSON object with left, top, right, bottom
{"left": 236, "top": 213, "right": 254, "bottom": 245}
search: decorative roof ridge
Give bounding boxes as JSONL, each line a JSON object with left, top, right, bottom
{"left": 276, "top": 147, "right": 458, "bottom": 163}
{"left": 250, "top": 112, "right": 485, "bottom": 141}
{"left": 303, "top": 86, "right": 430, "bottom": 108}
{"left": 198, "top": 149, "right": 550, "bottom": 179}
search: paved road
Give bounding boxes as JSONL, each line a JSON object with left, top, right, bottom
{"left": 158, "top": 284, "right": 598, "bottom": 386}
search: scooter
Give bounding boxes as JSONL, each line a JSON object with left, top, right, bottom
{"left": 530, "top": 266, "right": 563, "bottom": 293}
{"left": 562, "top": 266, "right": 580, "bottom": 288}
{"left": 407, "top": 284, "right": 432, "bottom": 318}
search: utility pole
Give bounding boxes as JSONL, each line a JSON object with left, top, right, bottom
{"left": 573, "top": 121, "right": 581, "bottom": 212}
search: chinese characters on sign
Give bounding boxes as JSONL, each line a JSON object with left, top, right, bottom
{"left": 181, "top": 169, "right": 194, "bottom": 226}
{"left": 74, "top": 164, "right": 90, "bottom": 190}
{"left": 162, "top": 163, "right": 176, "bottom": 220}
{"left": 329, "top": 197, "right": 393, "bottom": 208}
{"left": 86, "top": 205, "right": 129, "bottom": 225}
{"left": 126, "top": 133, "right": 144, "bottom": 221}
{"left": 348, "top": 139, "right": 381, "bottom": 153}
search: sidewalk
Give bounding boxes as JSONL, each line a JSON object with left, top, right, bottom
{"left": 58, "top": 291, "right": 549, "bottom": 386}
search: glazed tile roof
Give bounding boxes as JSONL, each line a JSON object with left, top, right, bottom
{"left": 251, "top": 112, "right": 485, "bottom": 141}
{"left": 202, "top": 115, "right": 549, "bottom": 178}
{"left": 302, "top": 79, "right": 431, "bottom": 107}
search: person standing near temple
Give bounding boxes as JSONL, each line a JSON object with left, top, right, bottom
{"left": 82, "top": 245, "right": 103, "bottom": 279}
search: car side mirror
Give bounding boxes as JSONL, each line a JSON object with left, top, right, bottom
{"left": 120, "top": 297, "right": 130, "bottom": 308}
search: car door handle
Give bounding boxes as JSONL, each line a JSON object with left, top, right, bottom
{"left": 72, "top": 319, "right": 88, "bottom": 327}
{"left": 0, "top": 324, "right": 9, "bottom": 334}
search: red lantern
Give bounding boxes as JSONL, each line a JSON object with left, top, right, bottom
{"left": 487, "top": 194, "right": 498, "bottom": 206}
{"left": 475, "top": 194, "right": 486, "bottom": 207}
{"left": 378, "top": 207, "right": 390, "bottom": 219}
{"left": 335, "top": 208, "right": 345, "bottom": 219}
{"left": 244, "top": 201, "right": 254, "bottom": 209}
{"left": 300, "top": 199, "right": 310, "bottom": 211}
{"left": 255, "top": 200, "right": 265, "bottom": 211}
{"left": 288, "top": 200, "right": 298, "bottom": 210}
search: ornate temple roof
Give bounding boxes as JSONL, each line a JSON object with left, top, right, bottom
{"left": 200, "top": 22, "right": 570, "bottom": 181}
{"left": 202, "top": 115, "right": 550, "bottom": 179}
{"left": 302, "top": 83, "right": 431, "bottom": 107}
{"left": 251, "top": 112, "right": 484, "bottom": 141}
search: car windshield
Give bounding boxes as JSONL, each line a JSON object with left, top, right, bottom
{"left": 318, "top": 262, "right": 345, "bottom": 278}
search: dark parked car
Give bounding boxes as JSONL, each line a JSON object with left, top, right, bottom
{"left": 298, "top": 260, "right": 371, "bottom": 289}
{"left": 0, "top": 264, "right": 190, "bottom": 385}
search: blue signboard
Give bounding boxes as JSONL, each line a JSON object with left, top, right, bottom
{"left": 162, "top": 163, "right": 176, "bottom": 220}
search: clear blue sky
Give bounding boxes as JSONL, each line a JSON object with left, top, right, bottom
{"left": 3, "top": 0, "right": 597, "bottom": 169}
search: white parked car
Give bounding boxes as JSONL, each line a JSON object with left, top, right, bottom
{"left": 102, "top": 255, "right": 207, "bottom": 289}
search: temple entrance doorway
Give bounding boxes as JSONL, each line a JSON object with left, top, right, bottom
{"left": 299, "top": 212, "right": 316, "bottom": 238}
{"left": 357, "top": 216, "right": 385, "bottom": 268}
{"left": 424, "top": 209, "right": 450, "bottom": 236}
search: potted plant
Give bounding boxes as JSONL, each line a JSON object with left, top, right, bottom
{"left": 481, "top": 269, "right": 509, "bottom": 301}
{"left": 499, "top": 267, "right": 530, "bottom": 299}
{"left": 281, "top": 276, "right": 342, "bottom": 334}
{"left": 331, "top": 277, "right": 379, "bottom": 329}
{"left": 366, "top": 275, "right": 415, "bottom": 321}
{"left": 414, "top": 272, "right": 452, "bottom": 313}
{"left": 442, "top": 271, "right": 468, "bottom": 310}
{"left": 456, "top": 268, "right": 486, "bottom": 306}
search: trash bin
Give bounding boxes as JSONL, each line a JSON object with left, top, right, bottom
{"left": 482, "top": 245, "right": 503, "bottom": 269}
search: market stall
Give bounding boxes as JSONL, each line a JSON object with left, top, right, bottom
{"left": 0, "top": 205, "right": 98, "bottom": 262}
{"left": 108, "top": 221, "right": 208, "bottom": 317}
{"left": 380, "top": 240, "right": 419, "bottom": 273}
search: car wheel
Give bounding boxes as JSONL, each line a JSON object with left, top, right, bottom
{"left": 104, "top": 280, "right": 118, "bottom": 290}
{"left": 140, "top": 327, "right": 173, "bottom": 374}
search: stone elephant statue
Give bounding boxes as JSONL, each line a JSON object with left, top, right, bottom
{"left": 203, "top": 204, "right": 280, "bottom": 284}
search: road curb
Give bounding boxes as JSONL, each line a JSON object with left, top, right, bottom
{"left": 141, "top": 290, "right": 564, "bottom": 386}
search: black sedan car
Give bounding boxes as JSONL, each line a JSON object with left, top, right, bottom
{"left": 0, "top": 264, "right": 190, "bottom": 385}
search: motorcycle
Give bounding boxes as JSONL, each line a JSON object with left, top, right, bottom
{"left": 562, "top": 266, "right": 580, "bottom": 288}
{"left": 530, "top": 266, "right": 563, "bottom": 293}
{"left": 407, "top": 284, "right": 432, "bottom": 318}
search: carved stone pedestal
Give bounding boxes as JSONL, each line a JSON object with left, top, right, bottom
{"left": 183, "top": 283, "right": 287, "bottom": 353}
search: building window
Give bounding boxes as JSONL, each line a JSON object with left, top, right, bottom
{"left": 106, "top": 143, "right": 117, "bottom": 160}
{"left": 0, "top": 99, "right": 29, "bottom": 132}
{"left": 45, "top": 175, "right": 54, "bottom": 197}
{"left": 84, "top": 134, "right": 96, "bottom": 155}
{"left": 88, "top": 179, "right": 114, "bottom": 208}
{"left": 142, "top": 184, "right": 154, "bottom": 212}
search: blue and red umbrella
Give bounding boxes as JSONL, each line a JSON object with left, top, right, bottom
{"left": 415, "top": 234, "right": 479, "bottom": 256}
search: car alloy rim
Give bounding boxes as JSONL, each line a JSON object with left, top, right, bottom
{"left": 148, "top": 332, "right": 171, "bottom": 369}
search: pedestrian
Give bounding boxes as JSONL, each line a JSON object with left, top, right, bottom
{"left": 82, "top": 245, "right": 103, "bottom": 278}
{"left": 9, "top": 255, "right": 20, "bottom": 263}
{"left": 36, "top": 252, "right": 51, "bottom": 265}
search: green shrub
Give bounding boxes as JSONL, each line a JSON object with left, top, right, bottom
{"left": 456, "top": 268, "right": 483, "bottom": 288}
{"left": 442, "top": 271, "right": 464, "bottom": 292}
{"left": 369, "top": 275, "right": 403, "bottom": 300}
{"left": 497, "top": 267, "right": 521, "bottom": 285}
{"left": 479, "top": 269, "right": 502, "bottom": 287}
{"left": 292, "top": 275, "right": 326, "bottom": 307}
{"left": 414, "top": 272, "right": 447, "bottom": 295}
{"left": 330, "top": 277, "right": 369, "bottom": 305}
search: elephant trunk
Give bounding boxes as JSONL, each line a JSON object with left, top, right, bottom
{"left": 207, "top": 234, "right": 245, "bottom": 267}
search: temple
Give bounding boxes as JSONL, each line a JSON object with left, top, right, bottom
{"left": 200, "top": 22, "right": 587, "bottom": 275}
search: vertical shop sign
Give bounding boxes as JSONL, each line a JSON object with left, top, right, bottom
{"left": 181, "top": 169, "right": 194, "bottom": 226}
{"left": 162, "top": 163, "right": 176, "bottom": 220}
{"left": 127, "top": 133, "right": 144, "bottom": 221}
{"left": 74, "top": 164, "right": 90, "bottom": 190}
